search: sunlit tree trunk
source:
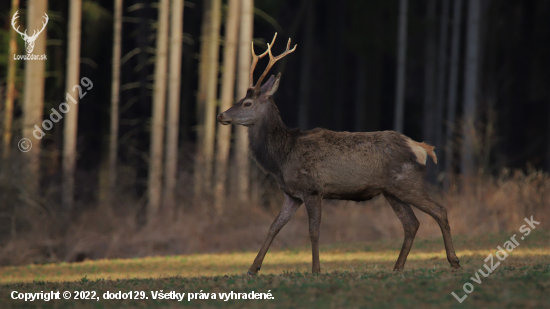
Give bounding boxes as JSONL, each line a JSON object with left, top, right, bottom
{"left": 214, "top": 0, "right": 240, "bottom": 214}
{"left": 202, "top": 0, "right": 222, "bottom": 194}
{"left": 462, "top": 0, "right": 481, "bottom": 179}
{"left": 163, "top": 0, "right": 184, "bottom": 213}
{"left": 62, "top": 0, "right": 81, "bottom": 211}
{"left": 393, "top": 0, "right": 408, "bottom": 132}
{"left": 444, "top": 0, "right": 463, "bottom": 189}
{"left": 235, "top": 0, "right": 253, "bottom": 202}
{"left": 22, "top": 0, "right": 48, "bottom": 194}
{"left": 148, "top": 0, "right": 169, "bottom": 221}
{"left": 3, "top": 0, "right": 20, "bottom": 160}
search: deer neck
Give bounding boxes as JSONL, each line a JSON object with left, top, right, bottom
{"left": 248, "top": 103, "right": 293, "bottom": 177}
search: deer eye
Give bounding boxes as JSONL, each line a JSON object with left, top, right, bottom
{"left": 243, "top": 102, "right": 252, "bottom": 107}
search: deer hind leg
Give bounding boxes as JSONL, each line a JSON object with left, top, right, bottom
{"left": 304, "top": 195, "right": 322, "bottom": 273}
{"left": 384, "top": 193, "right": 419, "bottom": 271}
{"left": 392, "top": 188, "right": 460, "bottom": 269}
{"left": 247, "top": 194, "right": 302, "bottom": 275}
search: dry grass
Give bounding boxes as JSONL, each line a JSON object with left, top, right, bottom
{"left": 0, "top": 168, "right": 548, "bottom": 266}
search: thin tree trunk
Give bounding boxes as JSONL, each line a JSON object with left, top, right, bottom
{"left": 62, "top": 0, "right": 81, "bottom": 211}
{"left": 434, "top": 0, "right": 450, "bottom": 180}
{"left": 214, "top": 0, "right": 240, "bottom": 214}
{"left": 354, "top": 56, "right": 367, "bottom": 132}
{"left": 194, "top": 0, "right": 212, "bottom": 198}
{"left": 298, "top": 0, "right": 315, "bottom": 130}
{"left": 104, "top": 0, "right": 123, "bottom": 208}
{"left": 393, "top": 0, "right": 408, "bottom": 132}
{"left": 461, "top": 0, "right": 481, "bottom": 179}
{"left": 148, "top": 0, "right": 169, "bottom": 221}
{"left": 163, "top": 0, "right": 184, "bottom": 214}
{"left": 202, "top": 0, "right": 222, "bottom": 194}
{"left": 424, "top": 0, "right": 437, "bottom": 182}
{"left": 235, "top": 0, "right": 253, "bottom": 202}
{"left": 22, "top": 0, "right": 48, "bottom": 194}
{"left": 444, "top": 0, "right": 463, "bottom": 189}
{"left": 3, "top": 0, "right": 20, "bottom": 160}
{"left": 332, "top": 3, "right": 345, "bottom": 131}
{"left": 548, "top": 90, "right": 550, "bottom": 172}
{"left": 423, "top": 0, "right": 436, "bottom": 141}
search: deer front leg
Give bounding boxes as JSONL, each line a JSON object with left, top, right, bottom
{"left": 304, "top": 195, "right": 322, "bottom": 273}
{"left": 247, "top": 194, "right": 302, "bottom": 275}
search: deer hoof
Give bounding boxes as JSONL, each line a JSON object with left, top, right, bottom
{"left": 247, "top": 271, "right": 255, "bottom": 276}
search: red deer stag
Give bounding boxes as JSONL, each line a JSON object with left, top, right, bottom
{"left": 217, "top": 33, "right": 460, "bottom": 275}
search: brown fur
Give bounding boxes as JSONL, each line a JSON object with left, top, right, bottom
{"left": 217, "top": 74, "right": 460, "bottom": 274}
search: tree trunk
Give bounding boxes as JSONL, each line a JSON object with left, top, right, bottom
{"left": 148, "top": 0, "right": 169, "bottom": 221}
{"left": 3, "top": 0, "right": 20, "bottom": 160}
{"left": 101, "top": 0, "right": 123, "bottom": 209}
{"left": 354, "top": 57, "right": 367, "bottom": 132}
{"left": 22, "top": 0, "right": 48, "bottom": 194}
{"left": 393, "top": 0, "right": 408, "bottom": 133}
{"left": 332, "top": 3, "right": 345, "bottom": 131}
{"left": 234, "top": 0, "right": 253, "bottom": 202}
{"left": 214, "top": 0, "right": 240, "bottom": 214}
{"left": 424, "top": 0, "right": 437, "bottom": 182}
{"left": 62, "top": 0, "right": 81, "bottom": 211}
{"left": 548, "top": 90, "right": 550, "bottom": 172}
{"left": 194, "top": 0, "right": 212, "bottom": 199}
{"left": 298, "top": 0, "right": 315, "bottom": 130}
{"left": 434, "top": 0, "right": 451, "bottom": 180}
{"left": 462, "top": 0, "right": 482, "bottom": 179}
{"left": 163, "top": 0, "right": 184, "bottom": 214}
{"left": 202, "top": 0, "right": 222, "bottom": 194}
{"left": 444, "top": 0, "right": 463, "bottom": 189}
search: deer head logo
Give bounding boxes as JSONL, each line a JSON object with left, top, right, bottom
{"left": 12, "top": 10, "right": 49, "bottom": 54}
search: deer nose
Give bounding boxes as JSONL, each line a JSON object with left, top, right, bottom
{"left": 217, "top": 113, "right": 224, "bottom": 121}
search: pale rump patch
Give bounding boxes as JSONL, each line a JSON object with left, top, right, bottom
{"left": 406, "top": 138, "right": 437, "bottom": 165}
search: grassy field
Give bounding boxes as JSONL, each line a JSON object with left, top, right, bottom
{"left": 0, "top": 230, "right": 548, "bottom": 308}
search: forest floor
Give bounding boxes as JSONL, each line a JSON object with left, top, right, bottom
{"left": 0, "top": 230, "right": 548, "bottom": 308}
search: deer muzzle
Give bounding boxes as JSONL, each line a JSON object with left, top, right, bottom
{"left": 217, "top": 113, "right": 231, "bottom": 125}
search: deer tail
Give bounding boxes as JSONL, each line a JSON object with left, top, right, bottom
{"left": 406, "top": 139, "right": 438, "bottom": 165}
{"left": 419, "top": 142, "right": 437, "bottom": 164}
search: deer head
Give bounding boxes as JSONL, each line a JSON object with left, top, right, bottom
{"left": 218, "top": 33, "right": 297, "bottom": 127}
{"left": 12, "top": 10, "right": 49, "bottom": 54}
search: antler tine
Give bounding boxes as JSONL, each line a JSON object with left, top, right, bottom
{"left": 11, "top": 11, "right": 26, "bottom": 37}
{"left": 254, "top": 37, "right": 297, "bottom": 91}
{"left": 249, "top": 33, "right": 278, "bottom": 88}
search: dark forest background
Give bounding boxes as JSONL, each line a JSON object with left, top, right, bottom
{"left": 0, "top": 0, "right": 548, "bottom": 265}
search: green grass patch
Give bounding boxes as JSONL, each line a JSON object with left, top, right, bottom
{"left": 0, "top": 230, "right": 548, "bottom": 308}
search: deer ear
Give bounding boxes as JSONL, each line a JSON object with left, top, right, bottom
{"left": 262, "top": 73, "right": 281, "bottom": 97}
{"left": 260, "top": 75, "right": 275, "bottom": 93}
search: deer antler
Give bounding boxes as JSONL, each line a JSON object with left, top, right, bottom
{"left": 249, "top": 34, "right": 277, "bottom": 88}
{"left": 11, "top": 11, "right": 27, "bottom": 38}
{"left": 30, "top": 13, "right": 49, "bottom": 39}
{"left": 250, "top": 33, "right": 297, "bottom": 91}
